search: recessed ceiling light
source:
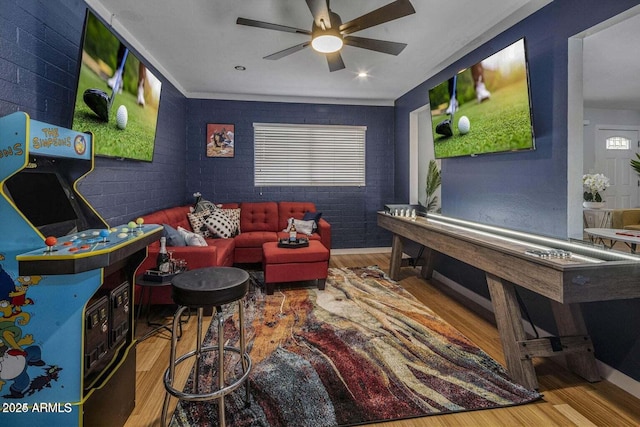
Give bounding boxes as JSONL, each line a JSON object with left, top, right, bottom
{"left": 234, "top": 65, "right": 246, "bottom": 71}
{"left": 358, "top": 72, "right": 368, "bottom": 78}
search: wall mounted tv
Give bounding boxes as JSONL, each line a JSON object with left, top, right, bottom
{"left": 71, "top": 10, "right": 162, "bottom": 162}
{"left": 428, "top": 38, "right": 535, "bottom": 159}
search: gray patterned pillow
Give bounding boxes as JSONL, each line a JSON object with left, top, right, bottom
{"left": 204, "top": 209, "right": 234, "bottom": 238}
{"left": 194, "top": 199, "right": 219, "bottom": 213}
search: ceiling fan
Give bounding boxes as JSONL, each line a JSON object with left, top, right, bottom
{"left": 236, "top": 0, "right": 416, "bottom": 72}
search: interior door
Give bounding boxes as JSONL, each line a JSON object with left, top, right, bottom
{"left": 595, "top": 127, "right": 640, "bottom": 208}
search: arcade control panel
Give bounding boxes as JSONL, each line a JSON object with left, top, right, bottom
{"left": 17, "top": 222, "right": 163, "bottom": 276}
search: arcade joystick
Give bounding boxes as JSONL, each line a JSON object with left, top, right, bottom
{"left": 99, "top": 229, "right": 110, "bottom": 243}
{"left": 44, "top": 236, "right": 57, "bottom": 253}
{"left": 136, "top": 217, "right": 144, "bottom": 230}
{"left": 127, "top": 221, "right": 137, "bottom": 233}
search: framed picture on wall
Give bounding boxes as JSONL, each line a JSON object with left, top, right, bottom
{"left": 206, "top": 123, "right": 235, "bottom": 157}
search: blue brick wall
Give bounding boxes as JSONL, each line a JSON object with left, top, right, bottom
{"left": 395, "top": 0, "right": 640, "bottom": 383}
{"left": 5, "top": 0, "right": 640, "bottom": 388}
{"left": 186, "top": 99, "right": 395, "bottom": 249}
{"left": 0, "top": 0, "right": 188, "bottom": 227}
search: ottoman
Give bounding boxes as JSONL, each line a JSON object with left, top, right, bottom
{"left": 262, "top": 240, "right": 330, "bottom": 295}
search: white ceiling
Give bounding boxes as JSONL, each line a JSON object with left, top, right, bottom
{"left": 85, "top": 0, "right": 555, "bottom": 105}
{"left": 582, "top": 10, "right": 640, "bottom": 111}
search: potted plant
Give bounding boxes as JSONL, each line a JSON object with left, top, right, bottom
{"left": 631, "top": 153, "right": 640, "bottom": 176}
{"left": 424, "top": 159, "right": 441, "bottom": 213}
{"left": 582, "top": 173, "right": 609, "bottom": 208}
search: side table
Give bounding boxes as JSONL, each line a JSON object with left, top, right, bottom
{"left": 583, "top": 208, "right": 613, "bottom": 233}
{"left": 135, "top": 275, "right": 188, "bottom": 341}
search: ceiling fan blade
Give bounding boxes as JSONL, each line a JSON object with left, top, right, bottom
{"left": 326, "top": 51, "right": 345, "bottom": 72}
{"left": 339, "top": 0, "right": 416, "bottom": 35}
{"left": 236, "top": 17, "right": 311, "bottom": 35}
{"left": 344, "top": 36, "right": 407, "bottom": 55}
{"left": 306, "top": 0, "right": 331, "bottom": 28}
{"left": 264, "top": 42, "right": 311, "bottom": 60}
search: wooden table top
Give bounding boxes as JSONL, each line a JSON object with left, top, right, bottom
{"left": 378, "top": 212, "right": 640, "bottom": 303}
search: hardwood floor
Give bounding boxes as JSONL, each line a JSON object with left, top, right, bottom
{"left": 125, "top": 253, "right": 640, "bottom": 426}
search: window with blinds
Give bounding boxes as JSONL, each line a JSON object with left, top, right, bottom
{"left": 254, "top": 123, "right": 366, "bottom": 186}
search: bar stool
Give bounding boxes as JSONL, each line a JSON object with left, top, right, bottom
{"left": 161, "top": 267, "right": 252, "bottom": 427}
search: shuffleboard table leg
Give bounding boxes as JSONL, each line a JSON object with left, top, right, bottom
{"left": 389, "top": 234, "right": 403, "bottom": 280}
{"left": 486, "top": 273, "right": 539, "bottom": 390}
{"left": 550, "top": 301, "right": 600, "bottom": 382}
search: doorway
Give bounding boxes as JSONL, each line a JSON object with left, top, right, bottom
{"left": 567, "top": 5, "right": 640, "bottom": 238}
{"left": 409, "top": 105, "right": 440, "bottom": 208}
{"left": 594, "top": 126, "right": 640, "bottom": 208}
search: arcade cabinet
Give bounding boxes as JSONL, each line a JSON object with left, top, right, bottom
{"left": 0, "top": 112, "right": 162, "bottom": 426}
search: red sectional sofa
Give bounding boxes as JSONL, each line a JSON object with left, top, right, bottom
{"left": 135, "top": 201, "right": 330, "bottom": 304}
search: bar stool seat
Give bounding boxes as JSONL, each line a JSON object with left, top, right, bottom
{"left": 172, "top": 267, "right": 249, "bottom": 307}
{"left": 161, "top": 267, "right": 252, "bottom": 427}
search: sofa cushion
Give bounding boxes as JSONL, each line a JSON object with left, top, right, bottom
{"left": 240, "top": 202, "right": 279, "bottom": 232}
{"left": 143, "top": 205, "right": 192, "bottom": 232}
{"left": 194, "top": 199, "right": 219, "bottom": 213}
{"left": 303, "top": 211, "right": 322, "bottom": 229}
{"left": 188, "top": 209, "right": 213, "bottom": 238}
{"left": 204, "top": 209, "right": 235, "bottom": 238}
{"left": 234, "top": 231, "right": 278, "bottom": 248}
{"left": 206, "top": 238, "right": 235, "bottom": 266}
{"left": 222, "top": 208, "right": 241, "bottom": 235}
{"left": 278, "top": 201, "right": 317, "bottom": 231}
{"left": 163, "top": 223, "right": 186, "bottom": 246}
{"left": 284, "top": 218, "right": 316, "bottom": 236}
{"left": 303, "top": 211, "right": 322, "bottom": 221}
{"left": 178, "top": 226, "right": 208, "bottom": 246}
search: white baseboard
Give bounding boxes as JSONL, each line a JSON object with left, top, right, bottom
{"left": 334, "top": 248, "right": 640, "bottom": 399}
{"left": 331, "top": 247, "right": 391, "bottom": 255}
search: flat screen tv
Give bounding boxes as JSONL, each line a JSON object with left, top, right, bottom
{"left": 428, "top": 38, "right": 534, "bottom": 159}
{"left": 71, "top": 10, "right": 162, "bottom": 162}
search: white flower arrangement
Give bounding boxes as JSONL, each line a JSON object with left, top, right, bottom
{"left": 582, "top": 173, "right": 610, "bottom": 202}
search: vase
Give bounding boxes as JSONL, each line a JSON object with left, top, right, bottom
{"left": 583, "top": 201, "right": 606, "bottom": 209}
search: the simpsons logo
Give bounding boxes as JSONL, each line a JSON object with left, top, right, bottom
{"left": 0, "top": 143, "right": 24, "bottom": 159}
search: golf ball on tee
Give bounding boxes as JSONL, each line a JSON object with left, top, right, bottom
{"left": 458, "top": 116, "right": 470, "bottom": 134}
{"left": 116, "top": 105, "right": 128, "bottom": 130}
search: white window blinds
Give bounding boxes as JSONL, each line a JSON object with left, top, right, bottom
{"left": 254, "top": 123, "right": 366, "bottom": 187}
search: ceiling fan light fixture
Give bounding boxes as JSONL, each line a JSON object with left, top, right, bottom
{"left": 311, "top": 34, "right": 343, "bottom": 53}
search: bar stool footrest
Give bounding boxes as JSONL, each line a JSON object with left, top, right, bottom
{"left": 163, "top": 346, "right": 252, "bottom": 402}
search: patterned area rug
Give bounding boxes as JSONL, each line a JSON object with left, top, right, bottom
{"left": 170, "top": 266, "right": 540, "bottom": 426}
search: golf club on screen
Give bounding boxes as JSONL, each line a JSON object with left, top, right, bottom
{"left": 83, "top": 48, "right": 129, "bottom": 122}
{"left": 435, "top": 73, "right": 456, "bottom": 137}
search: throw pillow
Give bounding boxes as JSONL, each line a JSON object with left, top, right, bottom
{"left": 204, "top": 209, "right": 235, "bottom": 238}
{"left": 187, "top": 209, "right": 212, "bottom": 238}
{"left": 302, "top": 211, "right": 322, "bottom": 229}
{"left": 221, "top": 208, "right": 241, "bottom": 236}
{"left": 177, "top": 226, "right": 208, "bottom": 246}
{"left": 285, "top": 218, "right": 315, "bottom": 236}
{"left": 194, "top": 199, "right": 220, "bottom": 213}
{"left": 163, "top": 223, "right": 186, "bottom": 246}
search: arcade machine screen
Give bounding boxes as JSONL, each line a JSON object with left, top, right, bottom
{"left": 5, "top": 171, "right": 84, "bottom": 237}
